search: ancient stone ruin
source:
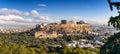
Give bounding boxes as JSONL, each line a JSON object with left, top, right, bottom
{"left": 35, "top": 20, "right": 92, "bottom": 38}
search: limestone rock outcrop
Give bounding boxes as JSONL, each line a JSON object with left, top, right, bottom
{"left": 35, "top": 20, "right": 92, "bottom": 38}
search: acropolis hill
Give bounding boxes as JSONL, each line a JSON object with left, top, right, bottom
{"left": 35, "top": 20, "right": 92, "bottom": 38}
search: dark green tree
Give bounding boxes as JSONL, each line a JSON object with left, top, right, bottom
{"left": 100, "top": 0, "right": 120, "bottom": 54}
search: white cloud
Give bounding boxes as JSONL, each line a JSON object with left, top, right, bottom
{"left": 38, "top": 4, "right": 47, "bottom": 7}
{"left": 23, "top": 12, "right": 29, "bottom": 16}
{"left": 0, "top": 8, "right": 22, "bottom": 15}
{"left": 30, "top": 10, "right": 39, "bottom": 16}
{"left": 0, "top": 15, "right": 24, "bottom": 21}
{"left": 0, "top": 8, "right": 54, "bottom": 25}
{"left": 73, "top": 16, "right": 108, "bottom": 25}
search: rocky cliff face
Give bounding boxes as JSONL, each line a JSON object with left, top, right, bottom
{"left": 35, "top": 23, "right": 92, "bottom": 38}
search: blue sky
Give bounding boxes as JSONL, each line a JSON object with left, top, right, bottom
{"left": 0, "top": 0, "right": 119, "bottom": 25}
